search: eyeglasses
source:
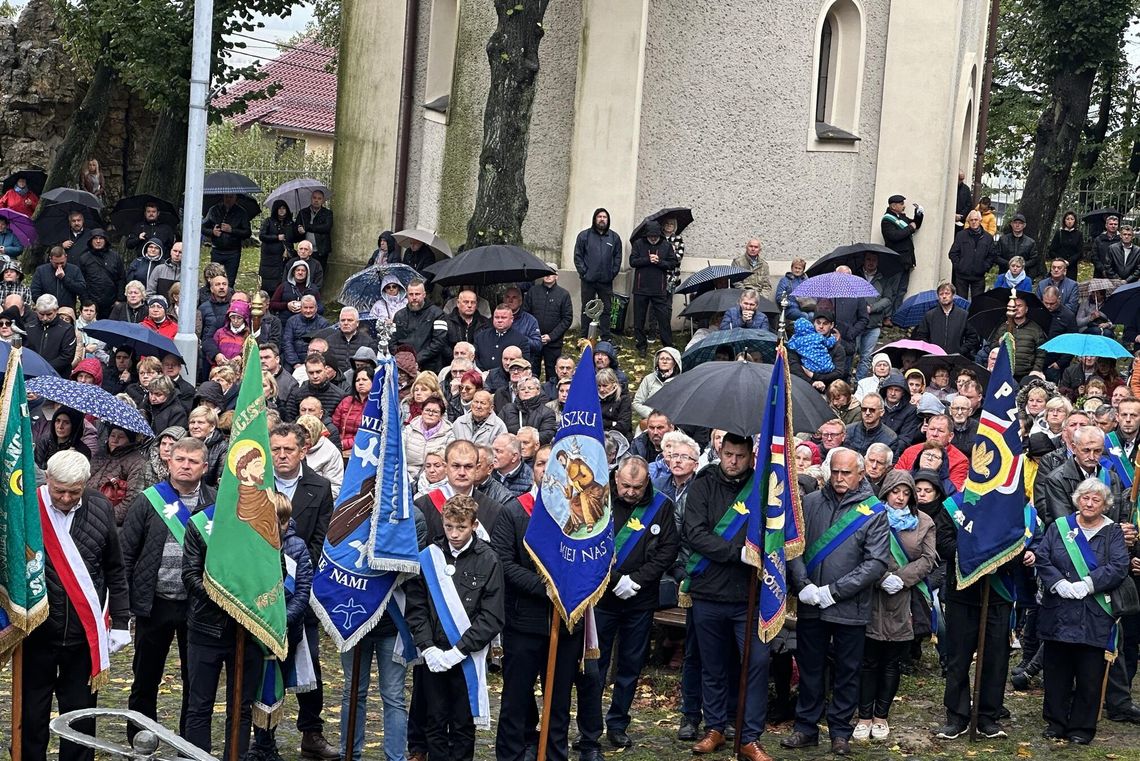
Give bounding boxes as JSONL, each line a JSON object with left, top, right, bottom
{"left": 0, "top": 320, "right": 11, "bottom": 327}
{"left": 666, "top": 453, "right": 697, "bottom": 463}
{"left": 819, "top": 432, "right": 844, "bottom": 439}
{"left": 860, "top": 406, "right": 880, "bottom": 413}
{"left": 460, "top": 385, "right": 477, "bottom": 392}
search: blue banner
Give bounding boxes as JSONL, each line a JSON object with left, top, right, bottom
{"left": 955, "top": 335, "right": 1033, "bottom": 589}
{"left": 743, "top": 345, "right": 805, "bottom": 642}
{"left": 524, "top": 346, "right": 614, "bottom": 630}
{"left": 311, "top": 356, "right": 421, "bottom": 651}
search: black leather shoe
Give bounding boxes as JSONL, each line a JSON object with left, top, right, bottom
{"left": 606, "top": 729, "right": 631, "bottom": 748}
{"left": 1067, "top": 735, "right": 1091, "bottom": 745}
{"left": 580, "top": 750, "right": 606, "bottom": 761}
{"left": 1107, "top": 704, "right": 1140, "bottom": 724}
{"left": 831, "top": 737, "right": 852, "bottom": 756}
{"left": 678, "top": 719, "right": 700, "bottom": 742}
{"left": 780, "top": 731, "right": 819, "bottom": 749}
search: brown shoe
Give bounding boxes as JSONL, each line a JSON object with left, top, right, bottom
{"left": 692, "top": 729, "right": 726, "bottom": 754}
{"left": 737, "top": 739, "right": 774, "bottom": 761}
{"left": 406, "top": 753, "right": 427, "bottom": 761}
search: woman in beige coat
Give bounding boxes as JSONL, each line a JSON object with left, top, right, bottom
{"left": 854, "top": 469, "right": 937, "bottom": 742}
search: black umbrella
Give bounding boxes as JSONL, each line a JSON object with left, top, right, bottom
{"left": 678, "top": 288, "right": 778, "bottom": 319}
{"left": 1101, "top": 280, "right": 1140, "bottom": 327}
{"left": 109, "top": 194, "right": 179, "bottom": 234}
{"left": 425, "top": 245, "right": 554, "bottom": 287}
{"left": 203, "top": 171, "right": 261, "bottom": 196}
{"left": 644, "top": 360, "right": 831, "bottom": 435}
{"left": 203, "top": 193, "right": 261, "bottom": 220}
{"left": 967, "top": 288, "right": 1051, "bottom": 339}
{"left": 676, "top": 265, "right": 752, "bottom": 295}
{"left": 805, "top": 243, "right": 903, "bottom": 278}
{"left": 914, "top": 353, "right": 991, "bottom": 390}
{"left": 630, "top": 206, "right": 694, "bottom": 239}
{"left": 1082, "top": 208, "right": 1122, "bottom": 239}
{"left": 40, "top": 187, "right": 103, "bottom": 210}
{"left": 33, "top": 202, "right": 101, "bottom": 246}
{"left": 1, "top": 168, "right": 46, "bottom": 195}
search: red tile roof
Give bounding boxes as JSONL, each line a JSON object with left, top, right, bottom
{"left": 213, "top": 40, "right": 337, "bottom": 136}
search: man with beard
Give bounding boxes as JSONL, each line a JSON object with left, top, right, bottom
{"left": 390, "top": 279, "right": 448, "bottom": 372}
{"left": 574, "top": 208, "right": 623, "bottom": 340}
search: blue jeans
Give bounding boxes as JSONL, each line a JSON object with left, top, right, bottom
{"left": 594, "top": 607, "right": 654, "bottom": 732}
{"left": 339, "top": 633, "right": 408, "bottom": 761}
{"left": 855, "top": 327, "right": 881, "bottom": 382}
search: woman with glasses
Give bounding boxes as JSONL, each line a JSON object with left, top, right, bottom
{"left": 447, "top": 370, "right": 483, "bottom": 422}
{"left": 403, "top": 395, "right": 454, "bottom": 482}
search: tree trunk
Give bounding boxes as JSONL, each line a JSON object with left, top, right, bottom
{"left": 464, "top": 0, "right": 552, "bottom": 251}
{"left": 135, "top": 108, "right": 188, "bottom": 200}
{"left": 44, "top": 56, "right": 116, "bottom": 194}
{"left": 1016, "top": 67, "right": 1097, "bottom": 240}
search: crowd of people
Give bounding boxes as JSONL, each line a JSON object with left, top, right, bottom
{"left": 8, "top": 173, "right": 1140, "bottom": 761}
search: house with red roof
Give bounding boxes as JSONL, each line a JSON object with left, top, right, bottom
{"left": 212, "top": 39, "right": 336, "bottom": 156}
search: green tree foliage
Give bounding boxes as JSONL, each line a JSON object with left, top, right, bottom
{"left": 205, "top": 121, "right": 333, "bottom": 204}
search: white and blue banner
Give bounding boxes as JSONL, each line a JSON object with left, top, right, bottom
{"left": 311, "top": 356, "right": 421, "bottom": 651}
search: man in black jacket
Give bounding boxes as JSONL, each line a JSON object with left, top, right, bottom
{"left": 948, "top": 211, "right": 996, "bottom": 300}
{"left": 22, "top": 451, "right": 131, "bottom": 761}
{"left": 629, "top": 221, "right": 678, "bottom": 356}
{"left": 316, "top": 306, "right": 371, "bottom": 375}
{"left": 954, "top": 171, "right": 972, "bottom": 231}
{"left": 584, "top": 457, "right": 679, "bottom": 749}
{"left": 78, "top": 229, "right": 126, "bottom": 319}
{"left": 31, "top": 245, "right": 86, "bottom": 309}
{"left": 391, "top": 278, "right": 448, "bottom": 372}
{"left": 912, "top": 282, "right": 979, "bottom": 358}
{"left": 120, "top": 438, "right": 214, "bottom": 738}
{"left": 995, "top": 213, "right": 1039, "bottom": 279}
{"left": 574, "top": 208, "right": 623, "bottom": 341}
{"left": 880, "top": 194, "right": 923, "bottom": 311}
{"left": 524, "top": 271, "right": 574, "bottom": 379}
{"left": 416, "top": 440, "right": 504, "bottom": 543}
{"left": 270, "top": 422, "right": 338, "bottom": 760}
{"left": 475, "top": 306, "right": 529, "bottom": 374}
{"left": 295, "top": 189, "right": 334, "bottom": 269}
{"left": 491, "top": 446, "right": 587, "bottom": 761}
{"left": 682, "top": 433, "right": 775, "bottom": 760}
{"left": 286, "top": 352, "right": 348, "bottom": 422}
{"left": 445, "top": 289, "right": 490, "bottom": 362}
{"left": 201, "top": 194, "right": 252, "bottom": 286}
{"left": 26, "top": 294, "right": 79, "bottom": 377}
{"left": 1093, "top": 215, "right": 1121, "bottom": 278}
{"left": 125, "top": 201, "right": 177, "bottom": 255}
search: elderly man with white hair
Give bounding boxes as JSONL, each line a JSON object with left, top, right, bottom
{"left": 652, "top": 430, "right": 700, "bottom": 504}
{"left": 25, "top": 292, "right": 78, "bottom": 376}
{"left": 22, "top": 450, "right": 130, "bottom": 761}
{"left": 492, "top": 432, "right": 534, "bottom": 498}
{"left": 439, "top": 340, "right": 482, "bottom": 391}
{"left": 316, "top": 305, "right": 370, "bottom": 375}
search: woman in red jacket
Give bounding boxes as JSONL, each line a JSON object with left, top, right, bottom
{"left": 332, "top": 368, "right": 372, "bottom": 453}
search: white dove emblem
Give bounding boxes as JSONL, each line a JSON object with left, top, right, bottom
{"left": 163, "top": 502, "right": 180, "bottom": 520}
{"left": 348, "top": 540, "right": 369, "bottom": 569}
{"left": 354, "top": 436, "right": 380, "bottom": 469}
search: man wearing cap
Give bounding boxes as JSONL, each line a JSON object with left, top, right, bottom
{"left": 880, "top": 194, "right": 923, "bottom": 312}
{"left": 494, "top": 356, "right": 533, "bottom": 412}
{"left": 1093, "top": 214, "right": 1121, "bottom": 279}
{"left": 629, "top": 221, "right": 679, "bottom": 357}
{"left": 879, "top": 373, "right": 920, "bottom": 456}
{"left": 996, "top": 212, "right": 1040, "bottom": 279}
{"left": 788, "top": 311, "right": 847, "bottom": 392}
{"left": 140, "top": 295, "right": 177, "bottom": 339}
{"left": 523, "top": 271, "right": 573, "bottom": 380}
{"left": 78, "top": 229, "right": 126, "bottom": 319}
{"left": 987, "top": 295, "right": 1046, "bottom": 381}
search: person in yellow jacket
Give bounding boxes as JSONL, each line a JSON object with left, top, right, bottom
{"left": 976, "top": 197, "right": 998, "bottom": 237}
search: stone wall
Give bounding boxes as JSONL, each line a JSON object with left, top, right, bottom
{"left": 0, "top": 0, "right": 157, "bottom": 200}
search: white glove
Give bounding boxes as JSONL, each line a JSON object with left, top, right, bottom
{"left": 108, "top": 628, "right": 131, "bottom": 654}
{"left": 1072, "top": 578, "right": 1093, "bottom": 599}
{"left": 439, "top": 647, "right": 466, "bottom": 670}
{"left": 422, "top": 646, "right": 447, "bottom": 673}
{"left": 915, "top": 204, "right": 925, "bottom": 216}
{"left": 1053, "top": 580, "right": 1077, "bottom": 599}
{"left": 612, "top": 575, "right": 641, "bottom": 600}
{"left": 880, "top": 574, "right": 905, "bottom": 595}
{"left": 798, "top": 583, "right": 820, "bottom": 606}
{"left": 817, "top": 585, "right": 836, "bottom": 609}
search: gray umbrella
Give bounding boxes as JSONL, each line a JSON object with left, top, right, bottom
{"left": 393, "top": 228, "right": 452, "bottom": 261}
{"left": 266, "top": 178, "right": 331, "bottom": 213}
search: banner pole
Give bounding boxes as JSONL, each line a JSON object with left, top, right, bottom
{"left": 344, "top": 647, "right": 363, "bottom": 761}
{"left": 535, "top": 616, "right": 561, "bottom": 761}
{"left": 229, "top": 626, "right": 247, "bottom": 761}
{"left": 734, "top": 572, "right": 759, "bottom": 755}
{"left": 968, "top": 582, "right": 990, "bottom": 742}
{"left": 11, "top": 642, "right": 23, "bottom": 761}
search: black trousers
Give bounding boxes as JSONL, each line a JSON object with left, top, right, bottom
{"left": 183, "top": 630, "right": 262, "bottom": 759}
{"left": 407, "top": 663, "right": 428, "bottom": 754}
{"left": 495, "top": 625, "right": 584, "bottom": 761}
{"left": 580, "top": 281, "right": 613, "bottom": 340}
{"left": 422, "top": 664, "right": 475, "bottom": 761}
{"left": 539, "top": 343, "right": 563, "bottom": 381}
{"left": 858, "top": 637, "right": 904, "bottom": 719}
{"left": 793, "top": 618, "right": 865, "bottom": 741}
{"left": 633, "top": 294, "right": 673, "bottom": 350}
{"left": 258, "top": 251, "right": 285, "bottom": 297}
{"left": 21, "top": 634, "right": 97, "bottom": 761}
{"left": 952, "top": 273, "right": 986, "bottom": 302}
{"left": 128, "top": 598, "right": 189, "bottom": 738}
{"left": 1042, "top": 640, "right": 1106, "bottom": 741}
{"left": 295, "top": 616, "right": 325, "bottom": 731}
{"left": 942, "top": 597, "right": 1011, "bottom": 725}
{"left": 210, "top": 248, "right": 241, "bottom": 287}
{"left": 573, "top": 653, "right": 604, "bottom": 751}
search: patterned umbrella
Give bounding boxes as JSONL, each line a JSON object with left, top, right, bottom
{"left": 1077, "top": 278, "right": 1121, "bottom": 300}
{"left": 675, "top": 265, "right": 752, "bottom": 295}
{"left": 338, "top": 263, "right": 421, "bottom": 312}
{"left": 27, "top": 376, "right": 154, "bottom": 437}
{"left": 680, "top": 328, "right": 778, "bottom": 369}
{"left": 0, "top": 209, "right": 37, "bottom": 247}
{"left": 890, "top": 289, "right": 971, "bottom": 328}
{"left": 792, "top": 272, "right": 880, "bottom": 299}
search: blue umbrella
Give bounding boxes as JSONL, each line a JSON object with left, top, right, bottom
{"left": 681, "top": 328, "right": 778, "bottom": 369}
{"left": 676, "top": 265, "right": 752, "bottom": 295}
{"left": 0, "top": 343, "right": 58, "bottom": 377}
{"left": 1040, "top": 334, "right": 1132, "bottom": 359}
{"left": 792, "top": 272, "right": 880, "bottom": 299}
{"left": 266, "top": 178, "right": 331, "bottom": 214}
{"left": 82, "top": 320, "right": 183, "bottom": 362}
{"left": 890, "top": 289, "right": 971, "bottom": 328}
{"left": 27, "top": 376, "right": 154, "bottom": 437}
{"left": 337, "top": 263, "right": 421, "bottom": 312}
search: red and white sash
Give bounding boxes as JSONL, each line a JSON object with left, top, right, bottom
{"left": 38, "top": 486, "right": 110, "bottom": 690}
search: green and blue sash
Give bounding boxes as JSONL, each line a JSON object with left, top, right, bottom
{"left": 1057, "top": 514, "right": 1119, "bottom": 661}
{"left": 888, "top": 528, "right": 932, "bottom": 605}
{"left": 804, "top": 497, "right": 884, "bottom": 573}
{"left": 882, "top": 212, "right": 909, "bottom": 229}
{"left": 144, "top": 482, "right": 194, "bottom": 546}
{"left": 1104, "top": 433, "right": 1134, "bottom": 491}
{"left": 614, "top": 490, "right": 668, "bottom": 569}
{"left": 678, "top": 476, "right": 753, "bottom": 606}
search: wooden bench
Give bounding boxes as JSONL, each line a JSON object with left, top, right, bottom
{"left": 653, "top": 607, "right": 686, "bottom": 629}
